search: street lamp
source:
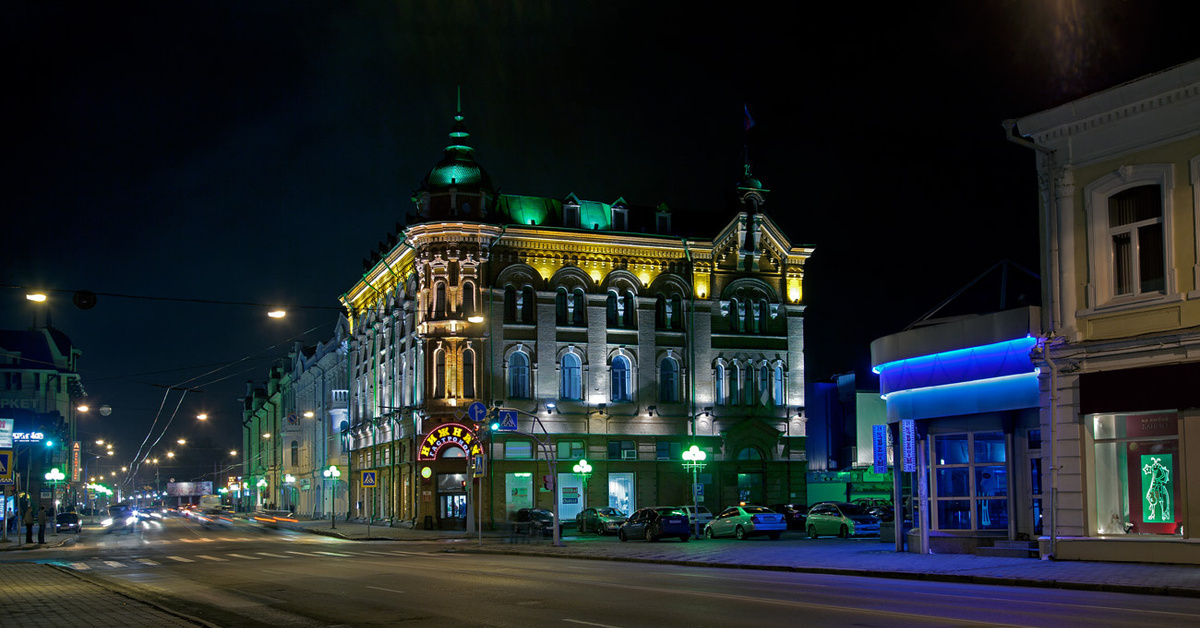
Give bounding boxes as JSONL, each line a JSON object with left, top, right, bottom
{"left": 682, "top": 445, "right": 707, "bottom": 539}
{"left": 45, "top": 467, "right": 65, "bottom": 535}
{"left": 322, "top": 465, "right": 341, "bottom": 529}
{"left": 284, "top": 474, "right": 296, "bottom": 512}
{"left": 572, "top": 459, "right": 592, "bottom": 511}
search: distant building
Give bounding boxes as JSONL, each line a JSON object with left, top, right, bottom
{"left": 1012, "top": 58, "right": 1200, "bottom": 563}
{"left": 804, "top": 373, "right": 891, "bottom": 508}
{"left": 338, "top": 107, "right": 813, "bottom": 529}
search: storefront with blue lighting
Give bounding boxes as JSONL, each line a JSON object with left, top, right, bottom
{"left": 871, "top": 307, "right": 1043, "bottom": 554}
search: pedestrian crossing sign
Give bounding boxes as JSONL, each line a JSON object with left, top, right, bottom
{"left": 361, "top": 471, "right": 377, "bottom": 488}
{"left": 0, "top": 449, "right": 11, "bottom": 481}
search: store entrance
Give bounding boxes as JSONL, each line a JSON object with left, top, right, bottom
{"left": 436, "top": 473, "right": 467, "bottom": 530}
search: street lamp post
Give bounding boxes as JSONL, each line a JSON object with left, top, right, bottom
{"left": 682, "top": 445, "right": 707, "bottom": 539}
{"left": 323, "top": 465, "right": 341, "bottom": 529}
{"left": 44, "top": 467, "right": 65, "bottom": 535}
{"left": 572, "top": 459, "right": 592, "bottom": 512}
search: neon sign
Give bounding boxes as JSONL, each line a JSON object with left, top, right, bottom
{"left": 418, "top": 422, "right": 480, "bottom": 461}
{"left": 13, "top": 431, "right": 45, "bottom": 443}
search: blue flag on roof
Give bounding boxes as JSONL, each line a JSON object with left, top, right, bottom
{"left": 743, "top": 104, "right": 755, "bottom": 131}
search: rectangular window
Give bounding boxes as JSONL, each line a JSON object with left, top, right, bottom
{"left": 608, "top": 472, "right": 635, "bottom": 514}
{"left": 557, "top": 440, "right": 585, "bottom": 460}
{"left": 607, "top": 440, "right": 635, "bottom": 460}
{"left": 505, "top": 473, "right": 533, "bottom": 520}
{"left": 931, "top": 432, "right": 1008, "bottom": 532}
{"left": 504, "top": 440, "right": 533, "bottom": 460}
{"left": 1090, "top": 411, "right": 1181, "bottom": 536}
{"left": 1108, "top": 184, "right": 1165, "bottom": 297}
{"left": 655, "top": 441, "right": 681, "bottom": 461}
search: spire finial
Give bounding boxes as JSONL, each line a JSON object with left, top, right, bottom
{"left": 456, "top": 86, "right": 462, "bottom": 116}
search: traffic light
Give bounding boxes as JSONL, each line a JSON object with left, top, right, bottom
{"left": 542, "top": 474, "right": 554, "bottom": 491}
{"left": 490, "top": 421, "right": 500, "bottom": 431}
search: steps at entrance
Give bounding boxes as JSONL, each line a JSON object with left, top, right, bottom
{"left": 975, "top": 540, "right": 1039, "bottom": 558}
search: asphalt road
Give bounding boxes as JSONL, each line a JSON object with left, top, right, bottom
{"left": 8, "top": 515, "right": 1200, "bottom": 627}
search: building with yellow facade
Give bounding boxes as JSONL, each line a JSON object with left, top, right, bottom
{"left": 1011, "top": 58, "right": 1200, "bottom": 563}
{"left": 339, "top": 108, "right": 813, "bottom": 530}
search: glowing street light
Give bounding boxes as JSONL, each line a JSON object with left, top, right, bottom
{"left": 322, "top": 465, "right": 341, "bottom": 529}
{"left": 25, "top": 293, "right": 47, "bottom": 302}
{"left": 267, "top": 310, "right": 286, "bottom": 319}
{"left": 682, "top": 445, "right": 708, "bottom": 539}
{"left": 197, "top": 414, "right": 208, "bottom": 421}
{"left": 572, "top": 459, "right": 592, "bottom": 511}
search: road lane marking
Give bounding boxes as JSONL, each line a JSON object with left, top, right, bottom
{"left": 286, "top": 551, "right": 321, "bottom": 556}
{"left": 260, "top": 569, "right": 286, "bottom": 575}
{"left": 69, "top": 562, "right": 90, "bottom": 570}
{"left": 314, "top": 551, "right": 351, "bottom": 557}
{"left": 564, "top": 620, "right": 622, "bottom": 628}
{"left": 103, "top": 561, "right": 126, "bottom": 568}
{"left": 363, "top": 551, "right": 395, "bottom": 556}
{"left": 135, "top": 559, "right": 159, "bottom": 566}
{"left": 197, "top": 555, "right": 228, "bottom": 562}
{"left": 255, "top": 552, "right": 291, "bottom": 558}
{"left": 166, "top": 555, "right": 194, "bottom": 563}
{"left": 366, "top": 586, "right": 406, "bottom": 594}
{"left": 227, "top": 553, "right": 260, "bottom": 560}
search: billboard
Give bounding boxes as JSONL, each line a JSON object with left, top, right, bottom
{"left": 166, "top": 481, "right": 213, "bottom": 496}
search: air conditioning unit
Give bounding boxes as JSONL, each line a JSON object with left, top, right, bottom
{"left": 621, "top": 450, "right": 637, "bottom": 460}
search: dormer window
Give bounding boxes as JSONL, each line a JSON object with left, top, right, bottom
{"left": 656, "top": 212, "right": 670, "bottom": 233}
{"left": 612, "top": 207, "right": 628, "bottom": 231}
{"left": 564, "top": 204, "right": 580, "bottom": 228}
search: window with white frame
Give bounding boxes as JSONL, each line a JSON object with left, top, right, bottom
{"left": 659, "top": 356, "right": 679, "bottom": 403}
{"left": 611, "top": 355, "right": 632, "bottom": 402}
{"left": 560, "top": 352, "right": 582, "bottom": 400}
{"left": 1085, "top": 165, "right": 1175, "bottom": 308}
{"left": 508, "top": 352, "right": 530, "bottom": 399}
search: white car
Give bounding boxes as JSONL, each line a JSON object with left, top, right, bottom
{"left": 677, "top": 505, "right": 713, "bottom": 527}
{"left": 704, "top": 505, "right": 787, "bottom": 540}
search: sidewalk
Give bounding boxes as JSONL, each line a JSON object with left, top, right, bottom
{"left": 293, "top": 518, "right": 1200, "bottom": 598}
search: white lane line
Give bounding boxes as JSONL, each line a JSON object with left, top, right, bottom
{"left": 261, "top": 569, "right": 286, "bottom": 575}
{"left": 102, "top": 560, "right": 126, "bottom": 568}
{"left": 563, "top": 620, "right": 622, "bottom": 628}
{"left": 135, "top": 559, "right": 160, "bottom": 566}
{"left": 227, "top": 553, "right": 260, "bottom": 560}
{"left": 387, "top": 551, "right": 422, "bottom": 556}
{"left": 255, "top": 552, "right": 291, "bottom": 558}
{"left": 314, "top": 551, "right": 351, "bottom": 557}
{"left": 286, "top": 550, "right": 320, "bottom": 556}
{"left": 197, "top": 555, "right": 228, "bottom": 562}
{"left": 69, "top": 562, "right": 90, "bottom": 570}
{"left": 366, "top": 586, "right": 406, "bottom": 594}
{"left": 363, "top": 551, "right": 394, "bottom": 556}
{"left": 166, "top": 555, "right": 194, "bottom": 563}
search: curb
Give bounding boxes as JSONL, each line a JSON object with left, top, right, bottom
{"left": 449, "top": 547, "right": 1200, "bottom": 599}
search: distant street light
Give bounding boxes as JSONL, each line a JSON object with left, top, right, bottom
{"left": 267, "top": 310, "right": 286, "bottom": 318}
{"left": 197, "top": 414, "right": 208, "bottom": 421}
{"left": 25, "top": 293, "right": 47, "bottom": 302}
{"left": 682, "top": 445, "right": 708, "bottom": 539}
{"left": 322, "top": 465, "right": 341, "bottom": 529}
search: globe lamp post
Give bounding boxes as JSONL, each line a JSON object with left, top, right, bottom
{"left": 322, "top": 465, "right": 341, "bottom": 529}
{"left": 682, "top": 445, "right": 707, "bottom": 539}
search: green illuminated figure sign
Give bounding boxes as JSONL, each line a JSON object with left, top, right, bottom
{"left": 1141, "top": 455, "right": 1172, "bottom": 522}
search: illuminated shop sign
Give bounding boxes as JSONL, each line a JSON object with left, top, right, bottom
{"left": 418, "top": 422, "right": 481, "bottom": 461}
{"left": 13, "top": 431, "right": 46, "bottom": 443}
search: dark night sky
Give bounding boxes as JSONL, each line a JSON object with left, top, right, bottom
{"left": 5, "top": 2, "right": 1200, "bottom": 478}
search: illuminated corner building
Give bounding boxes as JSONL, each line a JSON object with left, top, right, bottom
{"left": 1009, "top": 58, "right": 1200, "bottom": 564}
{"left": 0, "top": 326, "right": 84, "bottom": 508}
{"left": 339, "top": 106, "right": 813, "bottom": 530}
{"left": 872, "top": 306, "right": 1043, "bottom": 556}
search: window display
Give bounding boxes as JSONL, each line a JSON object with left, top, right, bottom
{"left": 1090, "top": 411, "right": 1181, "bottom": 536}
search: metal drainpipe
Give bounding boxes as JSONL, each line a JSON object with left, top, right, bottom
{"left": 1005, "top": 120, "right": 1060, "bottom": 559}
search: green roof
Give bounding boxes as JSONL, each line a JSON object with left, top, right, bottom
{"left": 499, "top": 195, "right": 562, "bottom": 226}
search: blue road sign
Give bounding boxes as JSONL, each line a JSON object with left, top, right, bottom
{"left": 467, "top": 401, "right": 489, "bottom": 423}
{"left": 497, "top": 409, "right": 518, "bottom": 431}
{"left": 361, "top": 471, "right": 377, "bottom": 488}
{"left": 0, "top": 450, "right": 10, "bottom": 481}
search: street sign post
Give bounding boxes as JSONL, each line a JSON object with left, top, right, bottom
{"left": 467, "top": 401, "right": 489, "bottom": 424}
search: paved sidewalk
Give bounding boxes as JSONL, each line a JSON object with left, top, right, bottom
{"left": 294, "top": 518, "right": 1200, "bottom": 598}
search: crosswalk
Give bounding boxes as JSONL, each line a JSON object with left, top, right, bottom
{"left": 62, "top": 549, "right": 431, "bottom": 572}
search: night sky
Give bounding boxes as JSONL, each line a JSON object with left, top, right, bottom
{"left": 5, "top": 2, "right": 1200, "bottom": 480}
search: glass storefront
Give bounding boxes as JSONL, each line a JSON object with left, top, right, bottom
{"left": 608, "top": 472, "right": 634, "bottom": 514}
{"left": 1089, "top": 411, "right": 1181, "bottom": 536}
{"left": 931, "top": 432, "right": 1008, "bottom": 532}
{"left": 505, "top": 473, "right": 532, "bottom": 521}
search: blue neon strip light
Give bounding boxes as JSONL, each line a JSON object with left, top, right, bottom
{"left": 874, "top": 336, "right": 1037, "bottom": 395}
{"left": 880, "top": 369, "right": 1041, "bottom": 422}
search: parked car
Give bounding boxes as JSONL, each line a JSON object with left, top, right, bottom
{"left": 618, "top": 507, "right": 690, "bottom": 542}
{"left": 852, "top": 498, "right": 895, "bottom": 522}
{"left": 677, "top": 505, "right": 713, "bottom": 528}
{"left": 514, "top": 507, "right": 562, "bottom": 535}
{"left": 769, "top": 503, "right": 808, "bottom": 530}
{"left": 55, "top": 512, "right": 82, "bottom": 533}
{"left": 576, "top": 507, "right": 627, "bottom": 535}
{"left": 806, "top": 502, "right": 881, "bottom": 538}
{"left": 704, "top": 505, "right": 787, "bottom": 540}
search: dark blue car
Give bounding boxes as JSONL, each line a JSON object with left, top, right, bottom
{"left": 618, "top": 507, "right": 690, "bottom": 542}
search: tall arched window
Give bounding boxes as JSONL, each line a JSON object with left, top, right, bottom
{"left": 729, "top": 299, "right": 741, "bottom": 332}
{"left": 463, "top": 349, "right": 476, "bottom": 399}
{"left": 504, "top": 286, "right": 517, "bottom": 322}
{"left": 509, "top": 352, "right": 530, "bottom": 399}
{"left": 715, "top": 364, "right": 726, "bottom": 406}
{"left": 462, "top": 281, "right": 476, "bottom": 318}
{"left": 622, "top": 292, "right": 635, "bottom": 328}
{"left": 758, "top": 364, "right": 770, "bottom": 405}
{"left": 611, "top": 355, "right": 631, "bottom": 402}
{"left": 521, "top": 286, "right": 535, "bottom": 323}
{"left": 744, "top": 300, "right": 755, "bottom": 334}
{"left": 556, "top": 289, "right": 568, "bottom": 325}
{"left": 434, "top": 349, "right": 446, "bottom": 398}
{"left": 561, "top": 352, "right": 582, "bottom": 400}
{"left": 659, "top": 357, "right": 678, "bottom": 403}
{"left": 772, "top": 364, "right": 784, "bottom": 406}
{"left": 743, "top": 366, "right": 754, "bottom": 406}
{"left": 670, "top": 296, "right": 683, "bottom": 330}
{"left": 655, "top": 294, "right": 667, "bottom": 329}
{"left": 434, "top": 281, "right": 447, "bottom": 319}
{"left": 572, "top": 289, "right": 586, "bottom": 326}
{"left": 758, "top": 299, "right": 769, "bottom": 334}
{"left": 730, "top": 364, "right": 742, "bottom": 405}
{"left": 606, "top": 292, "right": 619, "bottom": 328}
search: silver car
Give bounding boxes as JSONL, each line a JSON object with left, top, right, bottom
{"left": 806, "top": 502, "right": 881, "bottom": 538}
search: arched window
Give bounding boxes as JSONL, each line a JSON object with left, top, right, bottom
{"left": 560, "top": 352, "right": 582, "bottom": 401}
{"left": 291, "top": 441, "right": 299, "bottom": 466}
{"left": 737, "top": 447, "right": 763, "bottom": 460}
{"left": 730, "top": 364, "right": 741, "bottom": 405}
{"left": 655, "top": 294, "right": 667, "bottom": 329}
{"left": 715, "top": 364, "right": 726, "bottom": 406}
{"left": 509, "top": 352, "right": 530, "bottom": 399}
{"left": 434, "top": 349, "right": 446, "bottom": 398}
{"left": 434, "top": 281, "right": 447, "bottom": 319}
{"left": 504, "top": 286, "right": 517, "bottom": 322}
{"left": 521, "top": 286, "right": 535, "bottom": 323}
{"left": 622, "top": 292, "right": 636, "bottom": 328}
{"left": 744, "top": 300, "right": 755, "bottom": 334}
{"left": 729, "top": 299, "right": 741, "bottom": 332}
{"left": 556, "top": 289, "right": 568, "bottom": 325}
{"left": 462, "top": 281, "right": 476, "bottom": 317}
{"left": 743, "top": 366, "right": 754, "bottom": 406}
{"left": 670, "top": 296, "right": 683, "bottom": 330}
{"left": 758, "top": 364, "right": 770, "bottom": 405}
{"left": 659, "top": 357, "right": 678, "bottom": 403}
{"left": 611, "top": 355, "right": 631, "bottom": 402}
{"left": 572, "top": 289, "right": 586, "bottom": 326}
{"left": 606, "top": 292, "right": 619, "bottom": 328}
{"left": 758, "top": 299, "right": 769, "bottom": 334}
{"left": 772, "top": 364, "right": 784, "bottom": 406}
{"left": 463, "top": 348, "right": 476, "bottom": 399}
